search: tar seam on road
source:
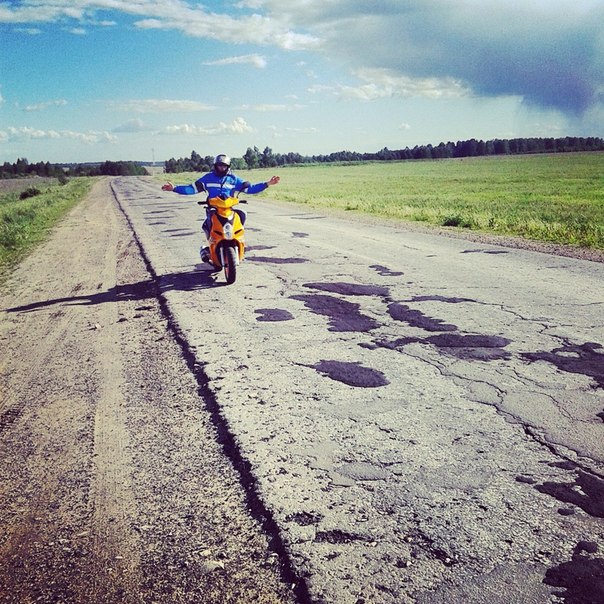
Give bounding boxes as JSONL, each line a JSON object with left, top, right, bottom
{"left": 110, "top": 181, "right": 313, "bottom": 604}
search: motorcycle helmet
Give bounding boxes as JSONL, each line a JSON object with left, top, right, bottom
{"left": 213, "top": 154, "right": 231, "bottom": 174}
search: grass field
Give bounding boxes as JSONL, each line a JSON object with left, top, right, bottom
{"left": 0, "top": 177, "right": 94, "bottom": 277}
{"left": 223, "top": 153, "right": 603, "bottom": 250}
{"left": 161, "top": 152, "right": 603, "bottom": 250}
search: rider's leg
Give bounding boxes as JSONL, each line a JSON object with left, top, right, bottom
{"left": 202, "top": 207, "right": 215, "bottom": 239}
{"left": 234, "top": 208, "right": 247, "bottom": 225}
{"left": 200, "top": 208, "right": 214, "bottom": 263}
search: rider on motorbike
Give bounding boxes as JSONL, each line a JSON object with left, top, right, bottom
{"left": 162, "top": 154, "right": 280, "bottom": 262}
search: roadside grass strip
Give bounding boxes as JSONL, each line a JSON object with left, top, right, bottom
{"left": 0, "top": 178, "right": 94, "bottom": 275}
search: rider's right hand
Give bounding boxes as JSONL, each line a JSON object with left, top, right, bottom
{"left": 162, "top": 182, "right": 174, "bottom": 191}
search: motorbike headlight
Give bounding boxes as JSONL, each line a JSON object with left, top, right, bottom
{"left": 223, "top": 223, "right": 234, "bottom": 240}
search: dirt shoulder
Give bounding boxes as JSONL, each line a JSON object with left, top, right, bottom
{"left": 0, "top": 178, "right": 296, "bottom": 604}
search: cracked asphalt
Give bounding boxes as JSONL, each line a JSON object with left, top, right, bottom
{"left": 109, "top": 176, "right": 604, "bottom": 603}
{"left": 4, "top": 175, "right": 601, "bottom": 604}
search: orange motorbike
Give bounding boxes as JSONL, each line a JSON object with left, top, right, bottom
{"left": 198, "top": 193, "right": 247, "bottom": 285}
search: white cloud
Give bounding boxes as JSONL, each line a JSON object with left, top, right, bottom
{"left": 23, "top": 99, "right": 68, "bottom": 112}
{"left": 159, "top": 117, "right": 254, "bottom": 136}
{"left": 15, "top": 27, "right": 42, "bottom": 34}
{"left": 239, "top": 103, "right": 305, "bottom": 112}
{"left": 309, "top": 69, "right": 469, "bottom": 101}
{"left": 354, "top": 69, "right": 469, "bottom": 100}
{"left": 284, "top": 126, "right": 319, "bottom": 134}
{"left": 133, "top": 5, "right": 318, "bottom": 50}
{"left": 113, "top": 118, "right": 148, "bottom": 133}
{"left": 133, "top": 14, "right": 317, "bottom": 50}
{"left": 0, "top": 126, "right": 118, "bottom": 144}
{"left": 107, "top": 99, "right": 215, "bottom": 113}
{"left": 203, "top": 54, "right": 267, "bottom": 69}
{"left": 0, "top": 2, "right": 84, "bottom": 24}
{"left": 0, "top": 0, "right": 320, "bottom": 50}
{"left": 268, "top": 124, "right": 320, "bottom": 139}
{"left": 236, "top": 0, "right": 265, "bottom": 8}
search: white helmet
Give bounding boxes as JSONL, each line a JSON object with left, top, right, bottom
{"left": 214, "top": 154, "right": 231, "bottom": 167}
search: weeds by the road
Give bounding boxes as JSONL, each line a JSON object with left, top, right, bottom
{"left": 165, "top": 153, "right": 603, "bottom": 250}
{"left": 0, "top": 177, "right": 94, "bottom": 277}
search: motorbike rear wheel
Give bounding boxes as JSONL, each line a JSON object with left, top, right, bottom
{"left": 224, "top": 246, "right": 238, "bottom": 284}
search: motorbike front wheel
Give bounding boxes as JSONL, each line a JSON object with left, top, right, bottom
{"left": 224, "top": 246, "right": 238, "bottom": 284}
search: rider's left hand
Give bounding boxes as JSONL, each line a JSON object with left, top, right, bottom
{"left": 267, "top": 176, "right": 280, "bottom": 186}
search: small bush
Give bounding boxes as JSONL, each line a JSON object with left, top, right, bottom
{"left": 442, "top": 214, "right": 465, "bottom": 227}
{"left": 19, "top": 187, "right": 42, "bottom": 200}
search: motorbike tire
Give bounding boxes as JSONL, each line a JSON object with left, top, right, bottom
{"left": 224, "top": 246, "right": 238, "bottom": 284}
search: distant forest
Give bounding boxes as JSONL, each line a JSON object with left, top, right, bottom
{"left": 164, "top": 136, "right": 604, "bottom": 172}
{"left": 1, "top": 159, "right": 148, "bottom": 179}
{"left": 2, "top": 136, "right": 603, "bottom": 179}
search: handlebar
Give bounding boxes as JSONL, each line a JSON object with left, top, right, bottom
{"left": 197, "top": 198, "right": 248, "bottom": 205}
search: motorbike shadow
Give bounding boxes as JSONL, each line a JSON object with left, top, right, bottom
{"left": 157, "top": 266, "right": 227, "bottom": 291}
{"left": 2, "top": 267, "right": 219, "bottom": 315}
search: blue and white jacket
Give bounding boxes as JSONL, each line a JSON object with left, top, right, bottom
{"left": 173, "top": 171, "right": 268, "bottom": 199}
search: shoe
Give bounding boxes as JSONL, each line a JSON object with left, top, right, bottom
{"left": 200, "top": 246, "right": 210, "bottom": 263}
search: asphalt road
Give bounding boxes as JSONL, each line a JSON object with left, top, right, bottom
{"left": 113, "top": 176, "right": 604, "bottom": 604}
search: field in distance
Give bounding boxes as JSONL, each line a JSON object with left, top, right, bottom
{"left": 164, "top": 152, "right": 603, "bottom": 251}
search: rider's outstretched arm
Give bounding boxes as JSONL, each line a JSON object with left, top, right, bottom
{"left": 173, "top": 183, "right": 197, "bottom": 194}
{"left": 162, "top": 180, "right": 205, "bottom": 195}
{"left": 243, "top": 181, "right": 267, "bottom": 195}
{"left": 240, "top": 175, "right": 280, "bottom": 195}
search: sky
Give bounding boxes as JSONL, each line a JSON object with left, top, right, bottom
{"left": 1, "top": 0, "right": 603, "bottom": 164}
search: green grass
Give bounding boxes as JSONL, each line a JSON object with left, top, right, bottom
{"left": 166, "top": 152, "right": 603, "bottom": 250}
{"left": 0, "top": 178, "right": 94, "bottom": 277}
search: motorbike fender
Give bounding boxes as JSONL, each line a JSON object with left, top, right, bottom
{"left": 217, "top": 240, "right": 243, "bottom": 267}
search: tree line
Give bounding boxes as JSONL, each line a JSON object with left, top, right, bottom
{"left": 1, "top": 158, "right": 148, "bottom": 179}
{"left": 163, "top": 151, "right": 247, "bottom": 174}
{"left": 2, "top": 136, "right": 602, "bottom": 179}
{"left": 164, "top": 136, "right": 604, "bottom": 172}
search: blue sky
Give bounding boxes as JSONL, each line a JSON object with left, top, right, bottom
{"left": 1, "top": 0, "right": 603, "bottom": 164}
